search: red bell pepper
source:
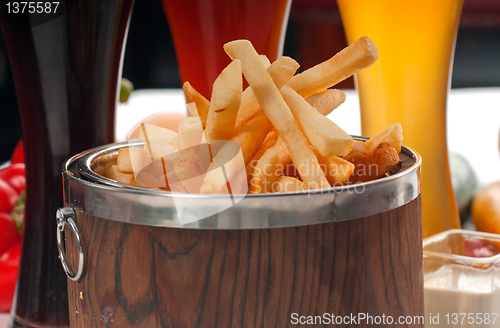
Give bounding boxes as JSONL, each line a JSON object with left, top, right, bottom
{"left": 0, "top": 179, "right": 17, "bottom": 213}
{"left": 0, "top": 163, "right": 26, "bottom": 194}
{"left": 0, "top": 213, "right": 21, "bottom": 256}
{"left": 0, "top": 243, "right": 21, "bottom": 312}
{"left": 10, "top": 140, "right": 24, "bottom": 164}
{"left": 0, "top": 140, "right": 25, "bottom": 312}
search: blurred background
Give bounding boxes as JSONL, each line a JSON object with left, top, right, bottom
{"left": 1, "top": 0, "right": 499, "bottom": 162}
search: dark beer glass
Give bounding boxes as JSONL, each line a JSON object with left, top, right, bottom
{"left": 0, "top": 0, "right": 134, "bottom": 326}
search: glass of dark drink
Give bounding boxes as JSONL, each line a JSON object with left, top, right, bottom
{"left": 0, "top": 0, "right": 134, "bottom": 327}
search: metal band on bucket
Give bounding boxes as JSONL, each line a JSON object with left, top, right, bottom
{"left": 62, "top": 138, "right": 421, "bottom": 229}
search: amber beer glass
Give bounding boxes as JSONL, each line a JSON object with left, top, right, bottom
{"left": 162, "top": 0, "right": 292, "bottom": 99}
{"left": 0, "top": 0, "right": 134, "bottom": 326}
{"left": 337, "top": 0, "right": 464, "bottom": 238}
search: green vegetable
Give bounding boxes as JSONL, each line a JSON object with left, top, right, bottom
{"left": 450, "top": 152, "right": 477, "bottom": 214}
{"left": 119, "top": 78, "right": 134, "bottom": 103}
{"left": 11, "top": 191, "right": 24, "bottom": 233}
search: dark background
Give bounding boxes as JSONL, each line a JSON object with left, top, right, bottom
{"left": 1, "top": 0, "right": 499, "bottom": 162}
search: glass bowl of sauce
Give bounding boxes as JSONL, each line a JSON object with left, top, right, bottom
{"left": 423, "top": 229, "right": 500, "bottom": 327}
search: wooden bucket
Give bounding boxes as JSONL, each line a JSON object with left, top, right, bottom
{"left": 59, "top": 140, "right": 423, "bottom": 328}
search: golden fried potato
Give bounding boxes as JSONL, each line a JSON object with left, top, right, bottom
{"left": 343, "top": 142, "right": 400, "bottom": 183}
{"left": 281, "top": 85, "right": 352, "bottom": 157}
{"left": 170, "top": 145, "right": 212, "bottom": 193}
{"left": 205, "top": 60, "right": 242, "bottom": 143}
{"left": 183, "top": 81, "right": 210, "bottom": 128}
{"left": 107, "top": 165, "right": 133, "bottom": 184}
{"left": 117, "top": 147, "right": 145, "bottom": 174}
{"left": 245, "top": 130, "right": 279, "bottom": 180}
{"left": 305, "top": 89, "right": 346, "bottom": 116}
{"left": 249, "top": 138, "right": 291, "bottom": 194}
{"left": 236, "top": 56, "right": 300, "bottom": 128}
{"left": 272, "top": 176, "right": 307, "bottom": 193}
{"left": 287, "top": 36, "right": 378, "bottom": 98}
{"left": 200, "top": 112, "right": 273, "bottom": 194}
{"left": 350, "top": 140, "right": 369, "bottom": 154}
{"left": 315, "top": 151, "right": 355, "bottom": 185}
{"left": 139, "top": 123, "right": 178, "bottom": 160}
{"left": 224, "top": 40, "right": 330, "bottom": 190}
{"left": 107, "top": 37, "right": 402, "bottom": 194}
{"left": 365, "top": 122, "right": 403, "bottom": 153}
{"left": 228, "top": 169, "right": 249, "bottom": 195}
{"left": 93, "top": 165, "right": 106, "bottom": 177}
{"left": 177, "top": 117, "right": 204, "bottom": 150}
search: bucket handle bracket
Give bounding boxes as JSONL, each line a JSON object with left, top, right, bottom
{"left": 56, "top": 207, "right": 84, "bottom": 281}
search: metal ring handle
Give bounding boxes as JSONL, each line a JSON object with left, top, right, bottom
{"left": 56, "top": 207, "right": 84, "bottom": 281}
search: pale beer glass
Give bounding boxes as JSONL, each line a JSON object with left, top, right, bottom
{"left": 337, "top": 0, "right": 464, "bottom": 238}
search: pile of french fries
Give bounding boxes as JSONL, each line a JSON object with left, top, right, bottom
{"left": 100, "top": 36, "right": 403, "bottom": 194}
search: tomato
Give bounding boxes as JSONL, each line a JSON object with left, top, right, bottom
{"left": 0, "top": 213, "right": 21, "bottom": 256}
{"left": 0, "top": 163, "right": 26, "bottom": 194}
{"left": 0, "top": 243, "right": 21, "bottom": 312}
{"left": 10, "top": 140, "right": 24, "bottom": 164}
{"left": 0, "top": 180, "right": 17, "bottom": 213}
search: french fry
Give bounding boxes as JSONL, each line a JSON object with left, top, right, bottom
{"left": 267, "top": 56, "right": 301, "bottom": 90}
{"left": 93, "top": 165, "right": 106, "bottom": 177}
{"left": 246, "top": 130, "right": 279, "bottom": 163}
{"left": 118, "top": 154, "right": 133, "bottom": 176}
{"left": 272, "top": 176, "right": 307, "bottom": 193}
{"left": 107, "top": 165, "right": 133, "bottom": 184}
{"left": 224, "top": 40, "right": 330, "bottom": 190}
{"left": 204, "top": 60, "right": 242, "bottom": 143}
{"left": 281, "top": 85, "right": 352, "bottom": 157}
{"left": 103, "top": 160, "right": 115, "bottom": 177}
{"left": 305, "top": 89, "right": 346, "bottom": 116}
{"left": 287, "top": 36, "right": 378, "bottom": 98}
{"left": 222, "top": 112, "right": 273, "bottom": 165}
{"left": 105, "top": 38, "right": 402, "bottom": 194}
{"left": 245, "top": 130, "right": 279, "bottom": 181}
{"left": 134, "top": 170, "right": 160, "bottom": 188}
{"left": 365, "top": 122, "right": 403, "bottom": 153}
{"left": 140, "top": 123, "right": 178, "bottom": 160}
{"left": 249, "top": 138, "right": 291, "bottom": 194}
{"left": 177, "top": 117, "right": 204, "bottom": 150}
{"left": 201, "top": 112, "right": 273, "bottom": 194}
{"left": 235, "top": 89, "right": 259, "bottom": 129}
{"left": 186, "top": 102, "right": 200, "bottom": 118}
{"left": 235, "top": 56, "right": 300, "bottom": 128}
{"left": 261, "top": 130, "right": 280, "bottom": 148}
{"left": 315, "top": 151, "right": 355, "bottom": 185}
{"left": 169, "top": 145, "right": 212, "bottom": 193}
{"left": 351, "top": 140, "right": 369, "bottom": 154}
{"left": 117, "top": 147, "right": 145, "bottom": 174}
{"left": 259, "top": 55, "right": 271, "bottom": 68}
{"left": 344, "top": 142, "right": 400, "bottom": 183}
{"left": 138, "top": 159, "right": 172, "bottom": 189}
{"left": 129, "top": 176, "right": 142, "bottom": 188}
{"left": 183, "top": 81, "right": 210, "bottom": 128}
{"left": 229, "top": 169, "right": 248, "bottom": 195}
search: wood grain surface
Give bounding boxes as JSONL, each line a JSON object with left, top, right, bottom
{"left": 64, "top": 196, "right": 423, "bottom": 328}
